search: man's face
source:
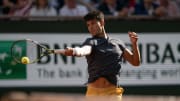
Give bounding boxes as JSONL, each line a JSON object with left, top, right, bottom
{"left": 86, "top": 19, "right": 104, "bottom": 36}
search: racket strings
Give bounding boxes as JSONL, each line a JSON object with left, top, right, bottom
{"left": 11, "top": 40, "right": 38, "bottom": 63}
{"left": 27, "top": 41, "right": 39, "bottom": 63}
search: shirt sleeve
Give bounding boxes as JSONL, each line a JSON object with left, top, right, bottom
{"left": 73, "top": 45, "right": 92, "bottom": 57}
{"left": 73, "top": 38, "right": 94, "bottom": 57}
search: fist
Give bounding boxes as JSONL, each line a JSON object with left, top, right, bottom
{"left": 64, "top": 47, "right": 74, "bottom": 56}
{"left": 128, "top": 31, "right": 138, "bottom": 43}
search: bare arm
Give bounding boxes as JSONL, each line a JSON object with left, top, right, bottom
{"left": 54, "top": 45, "right": 92, "bottom": 57}
{"left": 123, "top": 32, "right": 141, "bottom": 66}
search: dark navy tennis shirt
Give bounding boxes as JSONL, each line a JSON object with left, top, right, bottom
{"left": 82, "top": 36, "right": 126, "bottom": 86}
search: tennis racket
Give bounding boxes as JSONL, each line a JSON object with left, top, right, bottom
{"left": 11, "top": 39, "right": 58, "bottom": 64}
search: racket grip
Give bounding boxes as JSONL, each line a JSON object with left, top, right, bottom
{"left": 44, "top": 49, "right": 55, "bottom": 55}
{"left": 50, "top": 49, "right": 55, "bottom": 54}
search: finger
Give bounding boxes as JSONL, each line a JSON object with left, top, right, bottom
{"left": 128, "top": 31, "right": 136, "bottom": 35}
{"left": 130, "top": 36, "right": 139, "bottom": 38}
{"left": 131, "top": 32, "right": 137, "bottom": 36}
{"left": 129, "top": 32, "right": 138, "bottom": 38}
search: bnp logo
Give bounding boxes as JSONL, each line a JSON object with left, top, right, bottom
{"left": 0, "top": 41, "right": 26, "bottom": 79}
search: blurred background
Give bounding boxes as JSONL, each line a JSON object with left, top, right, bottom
{"left": 0, "top": 0, "right": 180, "bottom": 101}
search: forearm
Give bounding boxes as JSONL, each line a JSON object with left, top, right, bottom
{"left": 54, "top": 49, "right": 66, "bottom": 55}
{"left": 131, "top": 43, "right": 141, "bottom": 66}
{"left": 54, "top": 46, "right": 92, "bottom": 57}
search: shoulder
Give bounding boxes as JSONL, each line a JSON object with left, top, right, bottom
{"left": 109, "top": 37, "right": 124, "bottom": 44}
{"left": 82, "top": 37, "right": 94, "bottom": 46}
{"left": 109, "top": 37, "right": 126, "bottom": 49}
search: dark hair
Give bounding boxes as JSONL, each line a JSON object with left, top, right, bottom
{"left": 84, "top": 11, "right": 104, "bottom": 21}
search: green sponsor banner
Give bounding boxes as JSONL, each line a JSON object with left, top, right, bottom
{"left": 0, "top": 41, "right": 26, "bottom": 79}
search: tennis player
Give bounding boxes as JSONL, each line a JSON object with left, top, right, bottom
{"left": 54, "top": 11, "right": 140, "bottom": 100}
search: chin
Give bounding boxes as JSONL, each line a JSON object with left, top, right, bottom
{"left": 91, "top": 33, "right": 96, "bottom": 36}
